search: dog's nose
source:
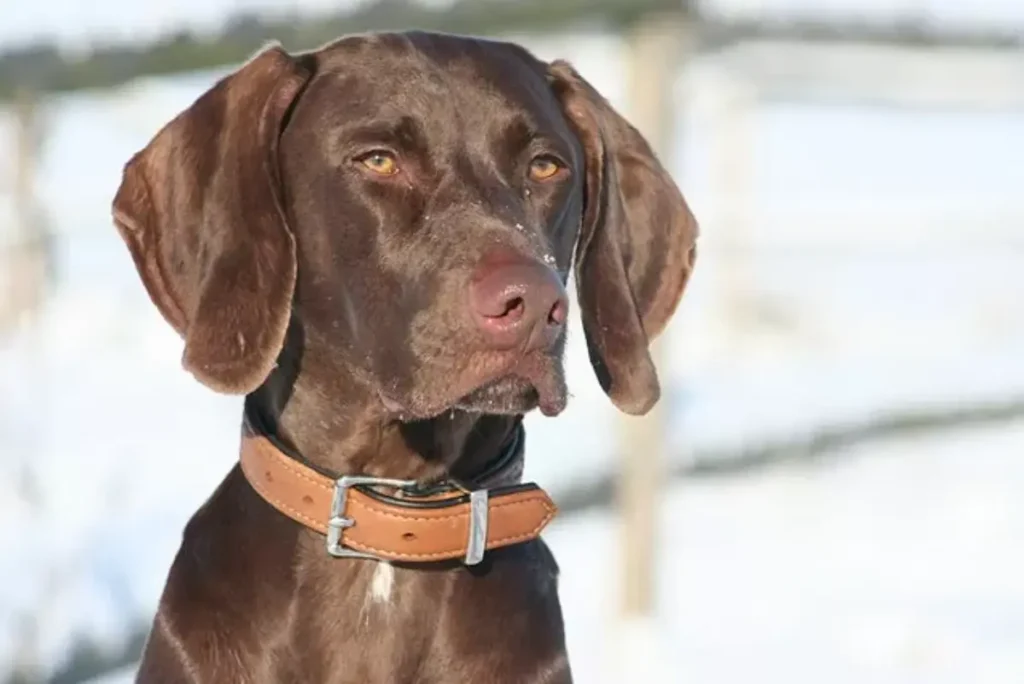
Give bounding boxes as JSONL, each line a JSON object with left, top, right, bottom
{"left": 469, "top": 254, "right": 568, "bottom": 351}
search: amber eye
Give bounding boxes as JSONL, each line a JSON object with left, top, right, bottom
{"left": 528, "top": 156, "right": 562, "bottom": 181}
{"left": 357, "top": 150, "right": 399, "bottom": 176}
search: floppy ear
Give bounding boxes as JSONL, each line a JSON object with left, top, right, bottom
{"left": 549, "top": 60, "right": 698, "bottom": 415}
{"left": 112, "top": 45, "right": 312, "bottom": 394}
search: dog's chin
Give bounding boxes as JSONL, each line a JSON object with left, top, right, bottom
{"left": 377, "top": 348, "right": 569, "bottom": 421}
{"left": 453, "top": 376, "right": 541, "bottom": 415}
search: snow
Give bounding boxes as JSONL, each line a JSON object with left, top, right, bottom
{"left": 549, "top": 423, "right": 1024, "bottom": 684}
{"left": 2, "top": 28, "right": 1023, "bottom": 684}
{"left": 81, "top": 668, "right": 136, "bottom": 684}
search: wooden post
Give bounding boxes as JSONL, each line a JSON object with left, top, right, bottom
{"left": 613, "top": 10, "right": 690, "bottom": 681}
{"left": 1, "top": 88, "right": 49, "bottom": 333}
{"left": 4, "top": 88, "right": 48, "bottom": 683}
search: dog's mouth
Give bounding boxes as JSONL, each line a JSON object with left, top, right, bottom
{"left": 456, "top": 351, "right": 567, "bottom": 417}
{"left": 462, "top": 352, "right": 573, "bottom": 417}
{"left": 380, "top": 352, "right": 567, "bottom": 420}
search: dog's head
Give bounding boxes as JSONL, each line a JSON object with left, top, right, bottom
{"left": 112, "top": 33, "right": 697, "bottom": 421}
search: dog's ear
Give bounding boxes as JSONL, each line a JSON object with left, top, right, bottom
{"left": 112, "top": 45, "right": 312, "bottom": 394}
{"left": 549, "top": 60, "right": 698, "bottom": 415}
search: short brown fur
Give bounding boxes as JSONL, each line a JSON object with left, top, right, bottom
{"left": 113, "top": 31, "right": 697, "bottom": 684}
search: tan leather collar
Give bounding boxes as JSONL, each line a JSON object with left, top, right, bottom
{"left": 239, "top": 420, "right": 557, "bottom": 565}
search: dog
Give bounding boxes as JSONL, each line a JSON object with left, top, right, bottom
{"left": 112, "top": 30, "right": 697, "bottom": 683}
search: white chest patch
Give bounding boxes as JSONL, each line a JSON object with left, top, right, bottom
{"left": 369, "top": 562, "right": 395, "bottom": 604}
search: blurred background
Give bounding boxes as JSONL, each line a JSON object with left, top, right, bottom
{"left": 2, "top": 1, "right": 1023, "bottom": 682}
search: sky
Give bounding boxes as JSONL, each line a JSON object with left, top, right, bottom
{"left": 0, "top": 0, "right": 1022, "bottom": 51}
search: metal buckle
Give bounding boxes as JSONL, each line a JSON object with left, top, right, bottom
{"left": 325, "top": 474, "right": 492, "bottom": 566}
{"left": 326, "top": 475, "right": 417, "bottom": 559}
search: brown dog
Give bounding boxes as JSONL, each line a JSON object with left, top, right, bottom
{"left": 112, "top": 31, "right": 697, "bottom": 683}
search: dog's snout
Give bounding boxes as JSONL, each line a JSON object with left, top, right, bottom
{"left": 470, "top": 253, "right": 568, "bottom": 351}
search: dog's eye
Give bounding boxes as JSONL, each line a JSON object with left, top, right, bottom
{"left": 528, "top": 156, "right": 563, "bottom": 182}
{"left": 356, "top": 150, "right": 399, "bottom": 176}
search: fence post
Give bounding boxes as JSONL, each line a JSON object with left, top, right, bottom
{"left": 1, "top": 88, "right": 49, "bottom": 334}
{"left": 3, "top": 88, "right": 49, "bottom": 684}
{"left": 613, "top": 9, "right": 691, "bottom": 681}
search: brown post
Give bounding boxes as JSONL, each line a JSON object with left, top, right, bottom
{"left": 613, "top": 9, "right": 691, "bottom": 679}
{"left": 1, "top": 88, "right": 48, "bottom": 333}
{"left": 1, "top": 88, "right": 48, "bottom": 334}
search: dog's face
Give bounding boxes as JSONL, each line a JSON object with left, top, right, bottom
{"left": 112, "top": 32, "right": 697, "bottom": 421}
{"left": 281, "top": 34, "right": 584, "bottom": 418}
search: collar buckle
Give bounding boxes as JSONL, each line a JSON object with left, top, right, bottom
{"left": 326, "top": 474, "right": 492, "bottom": 566}
{"left": 326, "top": 475, "right": 417, "bottom": 560}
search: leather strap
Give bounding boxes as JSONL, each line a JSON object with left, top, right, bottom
{"left": 239, "top": 430, "right": 557, "bottom": 563}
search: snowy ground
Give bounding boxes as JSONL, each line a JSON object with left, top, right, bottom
{"left": 2, "top": 29, "right": 1023, "bottom": 684}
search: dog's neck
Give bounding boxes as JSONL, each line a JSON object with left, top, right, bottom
{"left": 246, "top": 365, "right": 522, "bottom": 485}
